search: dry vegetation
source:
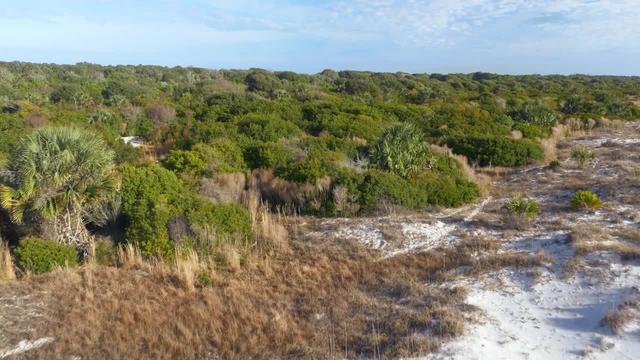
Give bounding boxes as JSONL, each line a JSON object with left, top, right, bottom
{"left": 0, "top": 220, "right": 555, "bottom": 359}
{"left": 602, "top": 294, "right": 640, "bottom": 334}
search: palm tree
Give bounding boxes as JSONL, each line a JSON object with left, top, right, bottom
{"left": 371, "top": 122, "right": 432, "bottom": 178}
{"left": 0, "top": 127, "right": 115, "bottom": 248}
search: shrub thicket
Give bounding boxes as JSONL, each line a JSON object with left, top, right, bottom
{"left": 14, "top": 238, "right": 78, "bottom": 274}
{"left": 446, "top": 135, "right": 544, "bottom": 167}
{"left": 121, "top": 165, "right": 187, "bottom": 258}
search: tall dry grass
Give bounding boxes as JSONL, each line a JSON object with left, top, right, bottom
{"left": 1, "top": 241, "right": 16, "bottom": 280}
{"left": 431, "top": 145, "right": 492, "bottom": 195}
{"left": 242, "top": 189, "right": 289, "bottom": 254}
{"left": 117, "top": 243, "right": 144, "bottom": 268}
{"left": 174, "top": 248, "right": 202, "bottom": 291}
{"left": 539, "top": 124, "right": 571, "bottom": 161}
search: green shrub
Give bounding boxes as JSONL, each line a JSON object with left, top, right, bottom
{"left": 193, "top": 140, "right": 247, "bottom": 173}
{"left": 92, "top": 239, "right": 118, "bottom": 266}
{"left": 513, "top": 123, "right": 551, "bottom": 139}
{"left": 571, "top": 146, "right": 595, "bottom": 167}
{"left": 571, "top": 190, "right": 602, "bottom": 211}
{"left": 549, "top": 160, "right": 561, "bottom": 170}
{"left": 121, "top": 165, "right": 187, "bottom": 258}
{"left": 244, "top": 141, "right": 293, "bottom": 169}
{"left": 509, "top": 103, "right": 557, "bottom": 128}
{"left": 14, "top": 238, "right": 78, "bottom": 274}
{"left": 447, "top": 135, "right": 544, "bottom": 167}
{"left": 276, "top": 146, "right": 340, "bottom": 183}
{"left": 163, "top": 149, "right": 206, "bottom": 175}
{"left": 371, "top": 122, "right": 431, "bottom": 178}
{"left": 350, "top": 154, "right": 479, "bottom": 213}
{"left": 505, "top": 195, "right": 540, "bottom": 220}
{"left": 237, "top": 113, "right": 299, "bottom": 142}
{"left": 187, "top": 201, "right": 252, "bottom": 243}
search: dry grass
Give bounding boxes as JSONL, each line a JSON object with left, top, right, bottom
{"left": 0, "top": 241, "right": 16, "bottom": 281}
{"left": 539, "top": 124, "right": 571, "bottom": 161}
{"left": 431, "top": 145, "right": 492, "bottom": 195}
{"left": 569, "top": 225, "right": 640, "bottom": 260}
{"left": 0, "top": 225, "right": 555, "bottom": 360}
{"left": 199, "top": 172, "right": 246, "bottom": 204}
{"left": 602, "top": 296, "right": 640, "bottom": 334}
{"left": 242, "top": 189, "right": 290, "bottom": 254}
{"left": 174, "top": 248, "right": 203, "bottom": 292}
{"left": 117, "top": 243, "right": 144, "bottom": 268}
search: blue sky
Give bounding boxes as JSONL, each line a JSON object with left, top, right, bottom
{"left": 1, "top": 0, "right": 639, "bottom": 74}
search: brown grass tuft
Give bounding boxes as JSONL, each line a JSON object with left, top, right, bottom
{"left": 0, "top": 241, "right": 16, "bottom": 281}
{"left": 602, "top": 296, "right": 640, "bottom": 334}
{"left": 199, "top": 172, "right": 246, "bottom": 204}
{"left": 117, "top": 244, "right": 144, "bottom": 268}
{"left": 174, "top": 249, "right": 202, "bottom": 291}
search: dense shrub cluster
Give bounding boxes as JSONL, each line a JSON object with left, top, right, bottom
{"left": 1, "top": 62, "right": 639, "bottom": 265}
{"left": 446, "top": 135, "right": 544, "bottom": 167}
{"left": 14, "top": 238, "right": 78, "bottom": 274}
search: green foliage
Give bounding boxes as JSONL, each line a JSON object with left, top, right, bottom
{"left": 91, "top": 240, "right": 118, "bottom": 266}
{"left": 192, "top": 140, "right": 247, "bottom": 173}
{"left": 0, "top": 114, "right": 26, "bottom": 155}
{"left": 244, "top": 141, "right": 293, "bottom": 169}
{"left": 505, "top": 195, "right": 540, "bottom": 220}
{"left": 513, "top": 123, "right": 551, "bottom": 139}
{"left": 571, "top": 146, "right": 595, "bottom": 167}
{"left": 276, "top": 145, "right": 340, "bottom": 183}
{"left": 121, "top": 165, "right": 186, "bottom": 258}
{"left": 163, "top": 149, "right": 207, "bottom": 175}
{"left": 14, "top": 238, "right": 78, "bottom": 274}
{"left": 0, "top": 127, "right": 115, "bottom": 224}
{"left": 446, "top": 135, "right": 544, "bottom": 167}
{"left": 2, "top": 62, "right": 640, "bottom": 225}
{"left": 371, "top": 122, "right": 431, "bottom": 178}
{"left": 187, "top": 201, "right": 252, "bottom": 243}
{"left": 334, "top": 154, "right": 479, "bottom": 213}
{"left": 571, "top": 190, "right": 602, "bottom": 211}
{"left": 197, "top": 271, "right": 214, "bottom": 288}
{"left": 509, "top": 103, "right": 558, "bottom": 128}
{"left": 237, "top": 113, "right": 299, "bottom": 142}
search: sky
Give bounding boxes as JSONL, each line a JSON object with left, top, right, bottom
{"left": 1, "top": 0, "right": 640, "bottom": 75}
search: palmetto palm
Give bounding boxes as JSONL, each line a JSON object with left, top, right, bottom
{"left": 0, "top": 127, "right": 115, "bottom": 246}
{"left": 371, "top": 122, "right": 431, "bottom": 178}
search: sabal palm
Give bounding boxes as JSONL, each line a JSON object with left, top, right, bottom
{"left": 0, "top": 127, "right": 115, "bottom": 244}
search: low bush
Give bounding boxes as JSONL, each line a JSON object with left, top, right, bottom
{"left": 91, "top": 239, "right": 118, "bottom": 266}
{"left": 244, "top": 141, "right": 293, "bottom": 170}
{"left": 513, "top": 123, "right": 551, "bottom": 139}
{"left": 571, "top": 146, "right": 595, "bottom": 167}
{"left": 14, "top": 238, "right": 78, "bottom": 274}
{"left": 570, "top": 190, "right": 602, "bottom": 211}
{"left": 187, "top": 200, "right": 253, "bottom": 243}
{"left": 193, "top": 140, "right": 247, "bottom": 174}
{"left": 121, "top": 165, "right": 187, "bottom": 259}
{"left": 446, "top": 135, "right": 544, "bottom": 167}
{"left": 163, "top": 149, "right": 206, "bottom": 175}
{"left": 548, "top": 160, "right": 561, "bottom": 170}
{"left": 504, "top": 195, "right": 540, "bottom": 228}
{"left": 335, "top": 154, "right": 480, "bottom": 214}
